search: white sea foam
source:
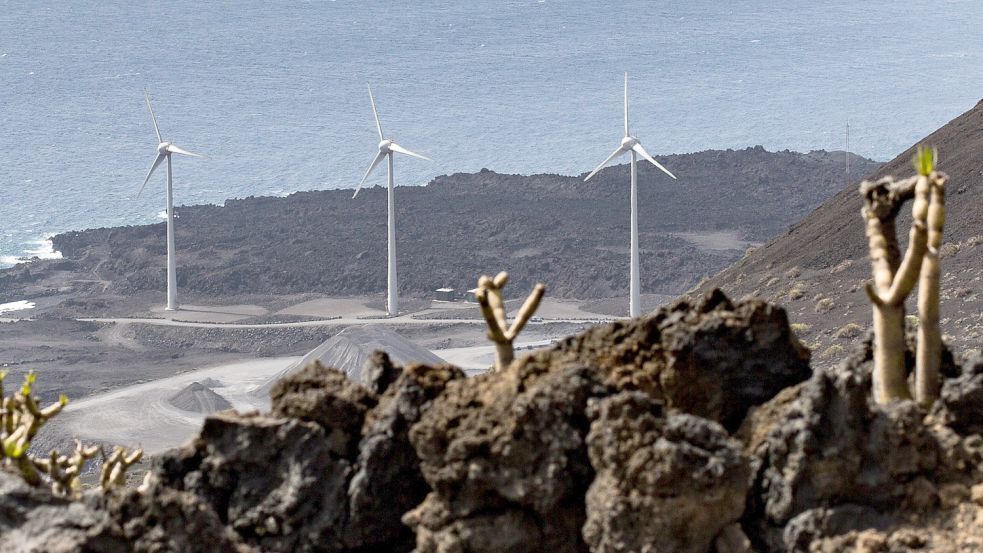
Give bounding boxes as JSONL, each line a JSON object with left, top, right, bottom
{"left": 0, "top": 301, "right": 35, "bottom": 314}
{"left": 23, "top": 239, "right": 63, "bottom": 261}
{"left": 0, "top": 238, "right": 64, "bottom": 268}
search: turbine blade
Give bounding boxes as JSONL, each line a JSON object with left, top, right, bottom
{"left": 166, "top": 144, "right": 205, "bottom": 158}
{"left": 353, "top": 150, "right": 387, "bottom": 198}
{"left": 583, "top": 146, "right": 627, "bottom": 182}
{"left": 624, "top": 72, "right": 629, "bottom": 136}
{"left": 632, "top": 143, "right": 677, "bottom": 180}
{"left": 145, "top": 90, "right": 162, "bottom": 143}
{"left": 389, "top": 142, "right": 432, "bottom": 161}
{"left": 138, "top": 153, "right": 166, "bottom": 198}
{"left": 368, "top": 84, "right": 384, "bottom": 140}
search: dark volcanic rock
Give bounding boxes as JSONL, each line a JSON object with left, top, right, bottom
{"left": 346, "top": 363, "right": 465, "bottom": 548}
{"left": 934, "top": 352, "right": 983, "bottom": 435}
{"left": 741, "top": 339, "right": 983, "bottom": 552}
{"left": 742, "top": 350, "right": 922, "bottom": 547}
{"left": 520, "top": 289, "right": 812, "bottom": 431}
{"left": 106, "top": 485, "right": 256, "bottom": 553}
{"left": 8, "top": 148, "right": 878, "bottom": 302}
{"left": 360, "top": 350, "right": 403, "bottom": 395}
{"left": 780, "top": 505, "right": 899, "bottom": 553}
{"left": 154, "top": 360, "right": 463, "bottom": 553}
{"left": 405, "top": 362, "right": 605, "bottom": 553}
{"left": 9, "top": 291, "right": 979, "bottom": 552}
{"left": 0, "top": 469, "right": 127, "bottom": 552}
{"left": 157, "top": 413, "right": 353, "bottom": 552}
{"left": 583, "top": 392, "right": 751, "bottom": 553}
{"left": 403, "top": 290, "right": 806, "bottom": 552}
{"left": 270, "top": 361, "right": 377, "bottom": 457}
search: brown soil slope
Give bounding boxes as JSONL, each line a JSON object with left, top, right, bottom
{"left": 699, "top": 100, "right": 983, "bottom": 362}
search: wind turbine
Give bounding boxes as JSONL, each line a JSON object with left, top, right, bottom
{"left": 138, "top": 91, "right": 204, "bottom": 312}
{"left": 352, "top": 84, "right": 431, "bottom": 317}
{"left": 584, "top": 72, "right": 677, "bottom": 318}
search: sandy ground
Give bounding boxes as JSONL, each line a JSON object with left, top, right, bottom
{"left": 435, "top": 339, "right": 555, "bottom": 375}
{"left": 38, "top": 356, "right": 300, "bottom": 455}
{"left": 35, "top": 334, "right": 558, "bottom": 455}
{"left": 152, "top": 303, "right": 270, "bottom": 323}
{"left": 152, "top": 296, "right": 614, "bottom": 324}
{"left": 276, "top": 297, "right": 384, "bottom": 319}
{"left": 5, "top": 292, "right": 617, "bottom": 457}
{"left": 0, "top": 272, "right": 633, "bottom": 459}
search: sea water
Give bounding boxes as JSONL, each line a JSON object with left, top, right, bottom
{"left": 1, "top": 0, "right": 982, "bottom": 266}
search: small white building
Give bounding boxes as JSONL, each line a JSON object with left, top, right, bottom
{"left": 434, "top": 288, "right": 456, "bottom": 302}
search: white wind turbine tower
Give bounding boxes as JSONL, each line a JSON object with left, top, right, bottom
{"left": 138, "top": 91, "right": 204, "bottom": 312}
{"left": 352, "top": 84, "right": 432, "bottom": 317}
{"left": 584, "top": 72, "right": 677, "bottom": 318}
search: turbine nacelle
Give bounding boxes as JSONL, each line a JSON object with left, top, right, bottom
{"left": 620, "top": 136, "right": 639, "bottom": 150}
{"left": 138, "top": 93, "right": 204, "bottom": 198}
{"left": 583, "top": 73, "right": 677, "bottom": 183}
{"left": 352, "top": 84, "right": 432, "bottom": 199}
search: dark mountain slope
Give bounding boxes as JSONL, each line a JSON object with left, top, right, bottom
{"left": 699, "top": 100, "right": 983, "bottom": 361}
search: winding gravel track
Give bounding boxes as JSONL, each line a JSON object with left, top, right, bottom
{"left": 78, "top": 314, "right": 613, "bottom": 328}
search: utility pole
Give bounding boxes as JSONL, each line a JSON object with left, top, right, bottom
{"left": 845, "top": 122, "right": 851, "bottom": 179}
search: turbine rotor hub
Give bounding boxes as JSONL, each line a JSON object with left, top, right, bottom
{"left": 621, "top": 136, "right": 638, "bottom": 149}
{"left": 157, "top": 142, "right": 171, "bottom": 154}
{"left": 378, "top": 139, "right": 393, "bottom": 153}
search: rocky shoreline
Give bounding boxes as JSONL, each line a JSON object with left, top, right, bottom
{"left": 0, "top": 147, "right": 878, "bottom": 303}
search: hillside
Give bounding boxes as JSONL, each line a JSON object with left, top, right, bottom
{"left": 699, "top": 100, "right": 983, "bottom": 361}
{"left": 0, "top": 147, "right": 877, "bottom": 302}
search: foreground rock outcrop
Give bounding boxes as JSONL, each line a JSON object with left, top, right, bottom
{"left": 522, "top": 289, "right": 812, "bottom": 431}
{"left": 402, "top": 291, "right": 806, "bottom": 552}
{"left": 583, "top": 392, "right": 750, "bottom": 553}
{"left": 405, "top": 361, "right": 603, "bottom": 553}
{"left": 741, "top": 342, "right": 983, "bottom": 552}
{"left": 1, "top": 290, "right": 980, "bottom": 553}
{"left": 150, "top": 359, "right": 465, "bottom": 553}
{"left": 0, "top": 471, "right": 127, "bottom": 552}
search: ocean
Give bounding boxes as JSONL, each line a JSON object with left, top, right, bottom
{"left": 1, "top": 0, "right": 982, "bottom": 266}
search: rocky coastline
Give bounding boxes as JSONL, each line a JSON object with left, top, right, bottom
{"left": 1, "top": 147, "right": 878, "bottom": 303}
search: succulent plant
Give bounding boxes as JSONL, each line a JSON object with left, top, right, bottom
{"left": 860, "top": 145, "right": 947, "bottom": 405}
{"left": 915, "top": 147, "right": 946, "bottom": 407}
{"left": 474, "top": 271, "right": 545, "bottom": 371}
{"left": 100, "top": 445, "right": 144, "bottom": 491}
{"left": 1, "top": 370, "right": 143, "bottom": 496}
